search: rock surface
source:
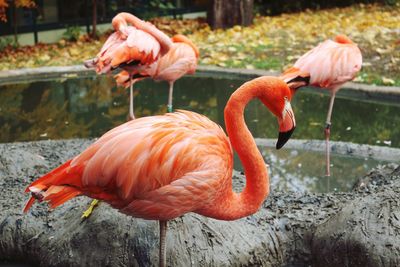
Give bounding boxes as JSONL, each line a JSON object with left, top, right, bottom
{"left": 0, "top": 139, "right": 399, "bottom": 266}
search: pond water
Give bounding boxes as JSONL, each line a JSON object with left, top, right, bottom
{"left": 1, "top": 74, "right": 399, "bottom": 193}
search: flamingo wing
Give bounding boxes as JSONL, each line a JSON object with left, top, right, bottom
{"left": 152, "top": 43, "right": 198, "bottom": 82}
{"left": 95, "top": 26, "right": 161, "bottom": 74}
{"left": 25, "top": 111, "right": 233, "bottom": 220}
{"left": 294, "top": 40, "right": 362, "bottom": 90}
{"left": 97, "top": 31, "right": 124, "bottom": 58}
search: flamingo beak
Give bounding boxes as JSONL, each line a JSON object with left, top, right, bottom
{"left": 276, "top": 99, "right": 296, "bottom": 149}
{"left": 286, "top": 73, "right": 310, "bottom": 95}
{"left": 83, "top": 57, "right": 98, "bottom": 69}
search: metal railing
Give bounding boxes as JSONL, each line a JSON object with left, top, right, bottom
{"left": 0, "top": 5, "right": 205, "bottom": 43}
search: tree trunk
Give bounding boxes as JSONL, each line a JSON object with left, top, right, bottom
{"left": 0, "top": 140, "right": 399, "bottom": 266}
{"left": 91, "top": 0, "right": 97, "bottom": 38}
{"left": 207, "top": 0, "right": 254, "bottom": 29}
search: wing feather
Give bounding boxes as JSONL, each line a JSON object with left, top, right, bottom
{"left": 294, "top": 39, "right": 362, "bottom": 90}
{"left": 152, "top": 43, "right": 198, "bottom": 82}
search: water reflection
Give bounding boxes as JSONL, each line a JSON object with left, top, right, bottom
{"left": 233, "top": 146, "right": 385, "bottom": 193}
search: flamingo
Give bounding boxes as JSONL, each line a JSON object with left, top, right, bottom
{"left": 23, "top": 76, "right": 296, "bottom": 267}
{"left": 114, "top": 33, "right": 199, "bottom": 114}
{"left": 280, "top": 35, "right": 362, "bottom": 176}
{"left": 84, "top": 12, "right": 173, "bottom": 120}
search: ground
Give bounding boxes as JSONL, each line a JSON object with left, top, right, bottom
{"left": 1, "top": 139, "right": 399, "bottom": 266}
{"left": 0, "top": 4, "right": 399, "bottom": 86}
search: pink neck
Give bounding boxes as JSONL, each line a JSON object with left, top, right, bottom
{"left": 198, "top": 77, "right": 278, "bottom": 220}
{"left": 112, "top": 13, "right": 172, "bottom": 54}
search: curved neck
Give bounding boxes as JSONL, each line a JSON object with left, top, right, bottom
{"left": 112, "top": 13, "right": 172, "bottom": 54}
{"left": 198, "top": 77, "right": 283, "bottom": 220}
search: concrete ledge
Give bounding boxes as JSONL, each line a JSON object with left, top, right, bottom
{"left": 255, "top": 138, "right": 400, "bottom": 162}
{"left": 0, "top": 65, "right": 399, "bottom": 96}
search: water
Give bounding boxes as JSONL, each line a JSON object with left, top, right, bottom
{"left": 1, "top": 74, "right": 399, "bottom": 193}
{"left": 234, "top": 148, "right": 384, "bottom": 193}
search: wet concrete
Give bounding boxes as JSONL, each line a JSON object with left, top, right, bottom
{"left": 0, "top": 139, "right": 399, "bottom": 266}
{"left": 1, "top": 65, "right": 400, "bottom": 98}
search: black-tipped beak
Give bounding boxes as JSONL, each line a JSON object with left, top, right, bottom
{"left": 276, "top": 126, "right": 295, "bottom": 149}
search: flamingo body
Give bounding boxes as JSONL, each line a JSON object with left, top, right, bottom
{"left": 282, "top": 35, "right": 362, "bottom": 92}
{"left": 25, "top": 111, "right": 232, "bottom": 220}
{"left": 115, "top": 34, "right": 199, "bottom": 88}
{"left": 94, "top": 27, "right": 161, "bottom": 74}
{"left": 85, "top": 13, "right": 173, "bottom": 75}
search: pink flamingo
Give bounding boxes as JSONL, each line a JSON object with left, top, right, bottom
{"left": 280, "top": 35, "right": 362, "bottom": 176}
{"left": 23, "top": 76, "right": 296, "bottom": 267}
{"left": 84, "top": 12, "right": 173, "bottom": 120}
{"left": 114, "top": 33, "right": 199, "bottom": 115}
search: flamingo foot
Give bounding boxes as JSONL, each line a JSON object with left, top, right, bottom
{"left": 324, "top": 123, "right": 331, "bottom": 136}
{"left": 81, "top": 199, "right": 100, "bottom": 220}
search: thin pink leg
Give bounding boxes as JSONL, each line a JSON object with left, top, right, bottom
{"left": 129, "top": 74, "right": 135, "bottom": 120}
{"left": 167, "top": 81, "right": 174, "bottom": 113}
{"left": 159, "top": 220, "right": 168, "bottom": 267}
{"left": 325, "top": 91, "right": 336, "bottom": 177}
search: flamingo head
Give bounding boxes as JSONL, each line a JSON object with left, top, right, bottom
{"left": 276, "top": 96, "right": 296, "bottom": 149}
{"left": 335, "top": 34, "right": 354, "bottom": 44}
{"left": 258, "top": 78, "right": 296, "bottom": 149}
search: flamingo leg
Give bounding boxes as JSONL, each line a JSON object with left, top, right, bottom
{"left": 324, "top": 91, "right": 336, "bottom": 177}
{"left": 81, "top": 199, "right": 100, "bottom": 219}
{"left": 159, "top": 220, "right": 168, "bottom": 267}
{"left": 129, "top": 74, "right": 136, "bottom": 120}
{"left": 167, "top": 81, "right": 174, "bottom": 113}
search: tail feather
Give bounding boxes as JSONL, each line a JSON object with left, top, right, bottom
{"left": 45, "top": 186, "right": 81, "bottom": 209}
{"left": 24, "top": 159, "right": 84, "bottom": 212}
{"left": 23, "top": 196, "right": 36, "bottom": 213}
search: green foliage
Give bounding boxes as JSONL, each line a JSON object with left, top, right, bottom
{"left": 384, "top": 0, "right": 399, "bottom": 5}
{"left": 140, "top": 0, "right": 175, "bottom": 19}
{"left": 62, "top": 26, "right": 81, "bottom": 42}
{"left": 0, "top": 37, "right": 18, "bottom": 51}
{"left": 149, "top": 0, "right": 175, "bottom": 10}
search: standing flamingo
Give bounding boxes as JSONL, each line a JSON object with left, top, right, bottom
{"left": 84, "top": 12, "right": 173, "bottom": 120}
{"left": 280, "top": 35, "right": 362, "bottom": 176}
{"left": 115, "top": 34, "right": 199, "bottom": 114}
{"left": 23, "top": 76, "right": 296, "bottom": 267}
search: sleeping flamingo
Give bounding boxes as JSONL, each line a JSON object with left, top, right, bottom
{"left": 114, "top": 33, "right": 199, "bottom": 114}
{"left": 280, "top": 35, "right": 362, "bottom": 176}
{"left": 23, "top": 76, "right": 296, "bottom": 267}
{"left": 84, "top": 12, "right": 173, "bottom": 120}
